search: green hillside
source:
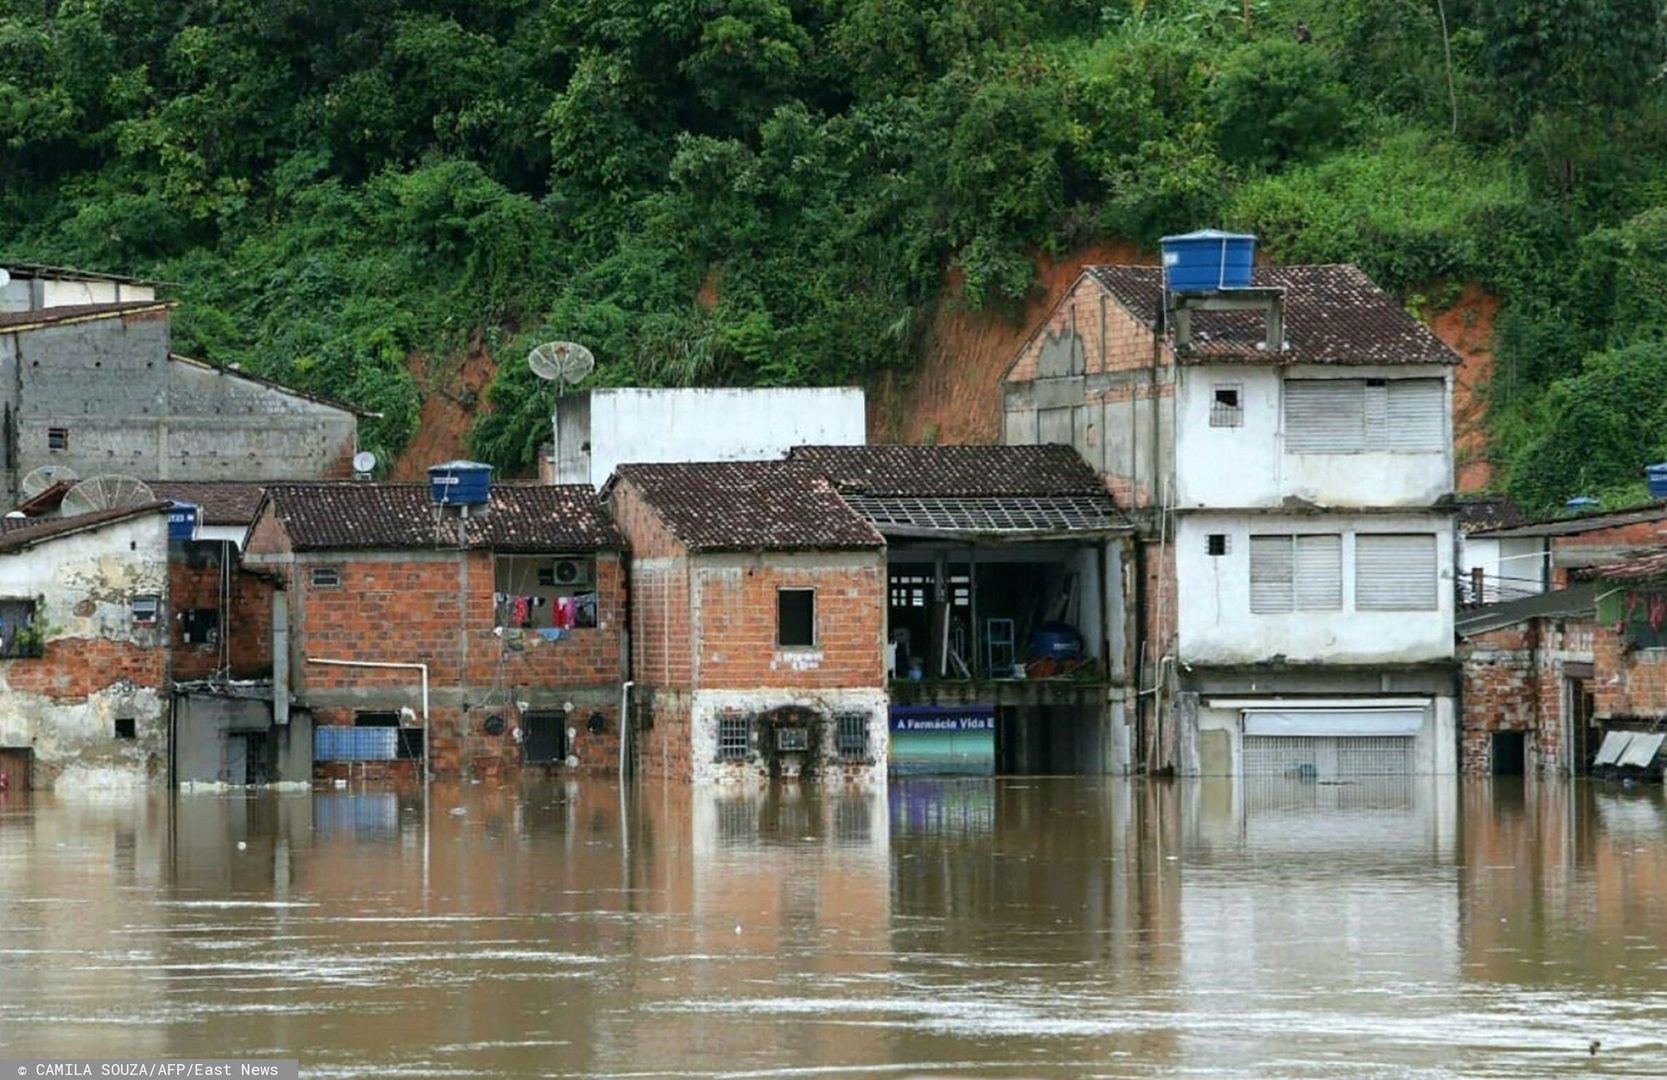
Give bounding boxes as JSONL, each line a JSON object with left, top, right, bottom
{"left": 3, "top": 0, "right": 1665, "bottom": 511}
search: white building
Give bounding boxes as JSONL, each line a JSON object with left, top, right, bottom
{"left": 1003, "top": 263, "right": 1460, "bottom": 776}
{"left": 546, "top": 387, "right": 866, "bottom": 489}
{"left": 0, "top": 263, "right": 157, "bottom": 311}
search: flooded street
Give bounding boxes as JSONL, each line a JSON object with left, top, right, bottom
{"left": 3, "top": 778, "right": 1667, "bottom": 1077}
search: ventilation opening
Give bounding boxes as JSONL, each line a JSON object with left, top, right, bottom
{"left": 1207, "top": 534, "right": 1229, "bottom": 557}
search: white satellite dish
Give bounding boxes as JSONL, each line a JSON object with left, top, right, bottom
{"left": 527, "top": 341, "right": 595, "bottom": 387}
{"left": 60, "top": 474, "right": 154, "bottom": 518}
{"left": 0, "top": 268, "right": 10, "bottom": 289}
{"left": 20, "top": 464, "right": 77, "bottom": 501}
{"left": 352, "top": 450, "right": 377, "bottom": 476}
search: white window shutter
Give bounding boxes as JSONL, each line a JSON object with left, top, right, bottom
{"left": 1285, "top": 380, "right": 1365, "bottom": 453}
{"left": 1385, "top": 379, "right": 1446, "bottom": 451}
{"left": 1293, "top": 534, "right": 1343, "bottom": 610}
{"left": 1356, "top": 533, "right": 1438, "bottom": 610}
{"left": 1249, "top": 535, "right": 1294, "bottom": 613}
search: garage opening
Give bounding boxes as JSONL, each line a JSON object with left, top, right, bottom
{"left": 1240, "top": 707, "right": 1424, "bottom": 778}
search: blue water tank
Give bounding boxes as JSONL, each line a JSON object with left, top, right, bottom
{"left": 428, "top": 460, "right": 493, "bottom": 505}
{"left": 1029, "top": 622, "right": 1083, "bottom": 661}
{"left": 166, "top": 501, "right": 198, "bottom": 542}
{"left": 1648, "top": 464, "right": 1667, "bottom": 499}
{"left": 1160, "top": 229, "right": 1256, "bottom": 292}
{"left": 1566, "top": 496, "right": 1601, "bottom": 513}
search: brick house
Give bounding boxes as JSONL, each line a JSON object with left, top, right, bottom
{"left": 1461, "top": 501, "right": 1667, "bottom": 601}
{"left": 242, "top": 481, "right": 625, "bottom": 780}
{"left": 0, "top": 504, "right": 172, "bottom": 791}
{"left": 605, "top": 461, "right": 888, "bottom": 784}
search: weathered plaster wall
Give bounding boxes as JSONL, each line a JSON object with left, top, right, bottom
{"left": 0, "top": 513, "right": 170, "bottom": 790}
{"left": 691, "top": 688, "right": 889, "bottom": 786}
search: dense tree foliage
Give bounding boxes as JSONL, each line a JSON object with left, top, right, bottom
{"left": 2, "top": 0, "right": 1666, "bottom": 510}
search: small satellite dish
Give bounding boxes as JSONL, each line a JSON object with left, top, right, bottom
{"left": 352, "top": 450, "right": 377, "bottom": 476}
{"left": 527, "top": 341, "right": 595, "bottom": 387}
{"left": 5, "top": 511, "right": 25, "bottom": 519}
{"left": 0, "top": 268, "right": 10, "bottom": 289}
{"left": 60, "top": 474, "right": 154, "bottom": 518}
{"left": 20, "top": 464, "right": 77, "bottom": 500}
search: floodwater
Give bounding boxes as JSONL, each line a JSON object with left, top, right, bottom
{"left": 2, "top": 779, "right": 1666, "bottom": 1077}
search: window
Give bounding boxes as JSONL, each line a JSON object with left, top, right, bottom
{"left": 355, "top": 710, "right": 422, "bottom": 759}
{"left": 47, "top": 427, "right": 67, "bottom": 452}
{"left": 836, "top": 713, "right": 868, "bottom": 760}
{"left": 178, "top": 608, "right": 219, "bottom": 646}
{"left": 1284, "top": 378, "right": 1444, "bottom": 453}
{"left": 496, "top": 555, "right": 598, "bottom": 630}
{"left": 777, "top": 588, "right": 815, "bottom": 647}
{"left": 521, "top": 710, "right": 568, "bottom": 764}
{"left": 310, "top": 566, "right": 341, "bottom": 588}
{"left": 1207, "top": 533, "right": 1229, "bottom": 557}
{"left": 131, "top": 595, "right": 159, "bottom": 625}
{"left": 1249, "top": 534, "right": 1343, "bottom": 613}
{"left": 0, "top": 598, "right": 41, "bottom": 658}
{"left": 114, "top": 717, "right": 136, "bottom": 740}
{"left": 718, "top": 714, "right": 751, "bottom": 761}
{"left": 1210, "top": 384, "right": 1243, "bottom": 427}
{"left": 1356, "top": 533, "right": 1439, "bottom": 611}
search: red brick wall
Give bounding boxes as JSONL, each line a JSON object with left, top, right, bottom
{"left": 1458, "top": 617, "right": 1593, "bottom": 774}
{"left": 692, "top": 554, "right": 885, "bottom": 691}
{"left": 610, "top": 478, "right": 694, "bottom": 688}
{"left": 169, "top": 548, "right": 274, "bottom": 681}
{"left": 5, "top": 638, "right": 165, "bottom": 699}
{"left": 1592, "top": 620, "right": 1667, "bottom": 720}
{"left": 1005, "top": 275, "right": 1158, "bottom": 382}
{"left": 635, "top": 690, "right": 693, "bottom": 781}
{"left": 1549, "top": 518, "right": 1667, "bottom": 588}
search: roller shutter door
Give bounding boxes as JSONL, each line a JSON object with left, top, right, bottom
{"left": 1241, "top": 709, "right": 1422, "bottom": 777}
{"left": 1356, "top": 533, "right": 1438, "bottom": 610}
{"left": 1285, "top": 380, "right": 1365, "bottom": 453}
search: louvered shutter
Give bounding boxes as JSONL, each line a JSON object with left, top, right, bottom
{"left": 1285, "top": 380, "right": 1365, "bottom": 452}
{"left": 1249, "top": 535, "right": 1294, "bottom": 613}
{"left": 1356, "top": 533, "right": 1438, "bottom": 610}
{"left": 1293, "top": 534, "right": 1343, "bottom": 610}
{"left": 1385, "top": 379, "right": 1446, "bottom": 451}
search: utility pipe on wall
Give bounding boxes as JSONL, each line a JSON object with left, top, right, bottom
{"left": 305, "top": 657, "right": 430, "bottom": 795}
{"left": 618, "top": 680, "right": 634, "bottom": 783}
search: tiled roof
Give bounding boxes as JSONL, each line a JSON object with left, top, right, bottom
{"left": 841, "top": 493, "right": 1127, "bottom": 535}
{"left": 613, "top": 461, "right": 883, "bottom": 552}
{"left": 788, "top": 444, "right": 1107, "bottom": 497}
{"left": 149, "top": 481, "right": 269, "bottom": 526}
{"left": 260, "top": 482, "right": 622, "bottom": 552}
{"left": 0, "top": 503, "right": 169, "bottom": 553}
{"left": 1455, "top": 494, "right": 1528, "bottom": 535}
{"left": 1586, "top": 547, "right": 1667, "bottom": 582}
{"left": 0, "top": 301, "right": 167, "bottom": 332}
{"left": 1084, "top": 264, "right": 1457, "bottom": 366}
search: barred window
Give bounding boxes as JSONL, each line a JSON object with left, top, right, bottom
{"left": 718, "top": 714, "right": 751, "bottom": 761}
{"left": 1210, "top": 384, "right": 1243, "bottom": 427}
{"left": 835, "top": 713, "right": 868, "bottom": 760}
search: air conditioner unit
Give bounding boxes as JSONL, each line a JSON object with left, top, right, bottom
{"left": 551, "top": 557, "right": 593, "bottom": 588}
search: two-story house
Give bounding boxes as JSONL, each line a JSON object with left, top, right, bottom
{"left": 1003, "top": 252, "right": 1460, "bottom": 777}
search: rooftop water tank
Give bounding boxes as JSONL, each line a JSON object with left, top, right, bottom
{"left": 1160, "top": 229, "right": 1256, "bottom": 293}
{"left": 1648, "top": 463, "right": 1667, "bottom": 499}
{"left": 428, "top": 460, "right": 493, "bottom": 506}
{"left": 166, "top": 501, "right": 198, "bottom": 542}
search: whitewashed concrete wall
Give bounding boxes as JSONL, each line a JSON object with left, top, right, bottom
{"left": 1175, "top": 511, "right": 1456, "bottom": 666}
{"left": 0, "top": 514, "right": 170, "bottom": 791}
{"left": 1458, "top": 535, "right": 1546, "bottom": 599}
{"left": 0, "top": 275, "right": 156, "bottom": 312}
{"left": 1174, "top": 363, "right": 1452, "bottom": 509}
{"left": 564, "top": 388, "right": 866, "bottom": 488}
{"left": 690, "top": 688, "right": 889, "bottom": 786}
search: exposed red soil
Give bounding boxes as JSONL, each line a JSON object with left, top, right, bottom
{"left": 1427, "top": 283, "right": 1499, "bottom": 493}
{"left": 389, "top": 341, "right": 498, "bottom": 480}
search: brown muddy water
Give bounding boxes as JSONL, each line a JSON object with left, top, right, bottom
{"left": 2, "top": 778, "right": 1666, "bottom": 1077}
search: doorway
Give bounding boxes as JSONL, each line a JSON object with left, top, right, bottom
{"left": 1492, "top": 730, "right": 1526, "bottom": 776}
{"left": 1568, "top": 677, "right": 1596, "bottom": 774}
{"left": 0, "top": 746, "right": 30, "bottom": 790}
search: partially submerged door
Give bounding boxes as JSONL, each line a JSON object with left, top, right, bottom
{"left": 0, "top": 747, "right": 31, "bottom": 790}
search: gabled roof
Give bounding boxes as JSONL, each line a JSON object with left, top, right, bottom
{"left": 788, "top": 444, "right": 1107, "bottom": 497}
{"left": 611, "top": 461, "right": 883, "bottom": 553}
{"left": 1472, "top": 501, "right": 1667, "bottom": 539}
{"left": 0, "top": 503, "right": 169, "bottom": 554}
{"left": 148, "top": 481, "right": 269, "bottom": 526}
{"left": 1082, "top": 264, "right": 1457, "bottom": 366}
{"left": 0, "top": 301, "right": 168, "bottom": 333}
{"left": 1455, "top": 493, "right": 1528, "bottom": 535}
{"left": 168, "top": 354, "right": 378, "bottom": 418}
{"left": 789, "top": 444, "right": 1127, "bottom": 537}
{"left": 258, "top": 483, "right": 622, "bottom": 552}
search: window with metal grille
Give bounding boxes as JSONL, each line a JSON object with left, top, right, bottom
{"left": 835, "top": 712, "right": 868, "bottom": 760}
{"left": 1248, "top": 534, "right": 1342, "bottom": 613}
{"left": 1210, "top": 384, "right": 1243, "bottom": 427}
{"left": 47, "top": 427, "right": 67, "bottom": 451}
{"left": 131, "top": 595, "right": 159, "bottom": 625}
{"left": 310, "top": 566, "right": 341, "bottom": 588}
{"left": 0, "top": 598, "right": 41, "bottom": 658}
{"left": 521, "top": 709, "right": 568, "bottom": 764}
{"left": 1356, "top": 533, "right": 1438, "bottom": 610}
{"left": 777, "top": 588, "right": 815, "bottom": 647}
{"left": 718, "top": 714, "right": 751, "bottom": 761}
{"left": 1207, "top": 533, "right": 1229, "bottom": 557}
{"left": 1284, "top": 378, "right": 1444, "bottom": 453}
{"left": 356, "top": 710, "right": 423, "bottom": 759}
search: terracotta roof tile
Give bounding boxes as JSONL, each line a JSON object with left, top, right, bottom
{"left": 1455, "top": 494, "right": 1528, "bottom": 535}
{"left": 788, "top": 444, "right": 1107, "bottom": 497}
{"left": 614, "top": 461, "right": 883, "bottom": 552}
{"left": 1084, "top": 264, "right": 1457, "bottom": 366}
{"left": 149, "top": 481, "right": 269, "bottom": 526}
{"left": 261, "top": 482, "right": 621, "bottom": 551}
{"left": 1587, "top": 547, "right": 1667, "bottom": 582}
{"left": 0, "top": 503, "right": 169, "bottom": 552}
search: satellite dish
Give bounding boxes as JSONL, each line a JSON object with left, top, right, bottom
{"left": 527, "top": 341, "right": 595, "bottom": 387}
{"left": 352, "top": 450, "right": 377, "bottom": 475}
{"left": 20, "top": 464, "right": 77, "bottom": 500}
{"left": 60, "top": 474, "right": 155, "bottom": 518}
{"left": 0, "top": 268, "right": 10, "bottom": 289}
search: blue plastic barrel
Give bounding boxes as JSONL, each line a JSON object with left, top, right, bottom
{"left": 428, "top": 460, "right": 493, "bottom": 505}
{"left": 1160, "top": 229, "right": 1256, "bottom": 292}
{"left": 1647, "top": 463, "right": 1667, "bottom": 499}
{"left": 167, "top": 501, "right": 198, "bottom": 542}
